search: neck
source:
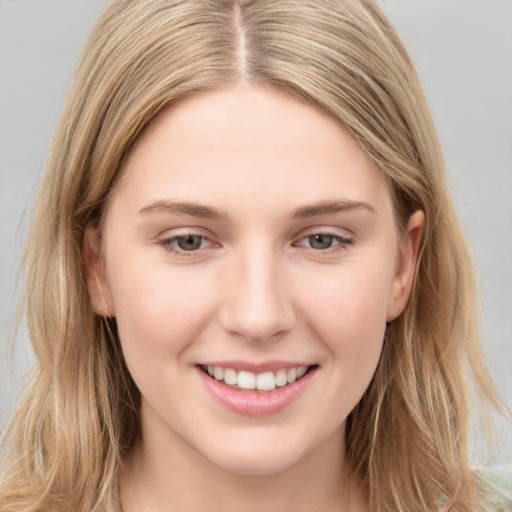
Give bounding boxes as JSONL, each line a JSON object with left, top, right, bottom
{"left": 118, "top": 407, "right": 369, "bottom": 512}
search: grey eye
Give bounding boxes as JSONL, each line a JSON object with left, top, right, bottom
{"left": 176, "top": 235, "right": 203, "bottom": 251}
{"left": 308, "top": 234, "right": 336, "bottom": 250}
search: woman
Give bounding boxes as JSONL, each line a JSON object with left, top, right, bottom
{"left": 0, "top": 1, "right": 510, "bottom": 511}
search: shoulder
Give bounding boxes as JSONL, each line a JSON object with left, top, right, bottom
{"left": 477, "top": 469, "right": 512, "bottom": 512}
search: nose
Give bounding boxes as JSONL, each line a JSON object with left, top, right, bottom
{"left": 218, "top": 246, "right": 296, "bottom": 343}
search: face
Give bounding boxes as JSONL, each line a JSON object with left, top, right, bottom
{"left": 85, "top": 85, "right": 422, "bottom": 476}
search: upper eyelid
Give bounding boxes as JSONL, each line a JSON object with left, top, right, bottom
{"left": 295, "top": 226, "right": 354, "bottom": 240}
{"left": 160, "top": 233, "right": 216, "bottom": 247}
{"left": 294, "top": 233, "right": 352, "bottom": 248}
{"left": 157, "top": 226, "right": 215, "bottom": 240}
{"left": 155, "top": 226, "right": 355, "bottom": 244}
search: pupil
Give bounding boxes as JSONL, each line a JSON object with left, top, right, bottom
{"left": 309, "top": 234, "right": 332, "bottom": 250}
{"left": 177, "top": 235, "right": 202, "bottom": 251}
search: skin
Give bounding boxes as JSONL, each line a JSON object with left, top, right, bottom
{"left": 84, "top": 84, "right": 423, "bottom": 512}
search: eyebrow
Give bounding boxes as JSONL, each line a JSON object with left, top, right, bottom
{"left": 138, "top": 199, "right": 376, "bottom": 221}
{"left": 291, "top": 200, "right": 376, "bottom": 219}
{"left": 138, "top": 200, "right": 231, "bottom": 220}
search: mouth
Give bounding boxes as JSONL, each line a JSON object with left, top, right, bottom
{"left": 199, "top": 364, "right": 318, "bottom": 393}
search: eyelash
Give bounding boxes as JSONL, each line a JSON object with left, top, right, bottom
{"left": 159, "top": 233, "right": 214, "bottom": 258}
{"left": 295, "top": 231, "right": 353, "bottom": 254}
{"left": 158, "top": 231, "right": 354, "bottom": 258}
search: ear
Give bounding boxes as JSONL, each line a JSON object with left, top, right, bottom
{"left": 83, "top": 224, "right": 115, "bottom": 317}
{"left": 386, "top": 210, "right": 424, "bottom": 322}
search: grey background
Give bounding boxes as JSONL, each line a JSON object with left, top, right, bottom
{"left": 1, "top": 0, "right": 511, "bottom": 467}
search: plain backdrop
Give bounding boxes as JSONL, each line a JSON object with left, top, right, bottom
{"left": 1, "top": 0, "right": 511, "bottom": 467}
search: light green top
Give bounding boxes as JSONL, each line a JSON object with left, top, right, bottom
{"left": 479, "top": 469, "right": 512, "bottom": 512}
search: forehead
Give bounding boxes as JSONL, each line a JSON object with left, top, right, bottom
{"left": 112, "top": 84, "right": 392, "bottom": 220}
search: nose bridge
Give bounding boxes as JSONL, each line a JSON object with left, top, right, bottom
{"left": 220, "top": 243, "right": 294, "bottom": 342}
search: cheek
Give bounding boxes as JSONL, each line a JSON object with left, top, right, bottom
{"left": 299, "top": 261, "right": 392, "bottom": 375}
{"left": 105, "top": 255, "right": 216, "bottom": 364}
{"left": 305, "top": 265, "right": 391, "bottom": 333}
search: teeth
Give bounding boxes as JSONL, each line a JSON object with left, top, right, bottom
{"left": 275, "top": 369, "right": 288, "bottom": 387}
{"left": 223, "top": 368, "right": 237, "bottom": 385}
{"left": 256, "top": 371, "right": 276, "bottom": 391}
{"left": 204, "top": 365, "right": 312, "bottom": 391}
{"left": 297, "top": 366, "right": 307, "bottom": 378}
{"left": 237, "top": 371, "right": 256, "bottom": 390}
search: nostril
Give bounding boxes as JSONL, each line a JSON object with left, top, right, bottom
{"left": 217, "top": 267, "right": 296, "bottom": 342}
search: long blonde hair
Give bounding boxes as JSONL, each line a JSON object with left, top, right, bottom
{"left": 0, "top": 1, "right": 502, "bottom": 510}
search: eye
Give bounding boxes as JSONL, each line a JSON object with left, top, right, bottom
{"left": 307, "top": 234, "right": 338, "bottom": 250}
{"left": 159, "top": 233, "right": 214, "bottom": 256}
{"left": 296, "top": 232, "right": 353, "bottom": 252}
{"left": 174, "top": 234, "right": 205, "bottom": 251}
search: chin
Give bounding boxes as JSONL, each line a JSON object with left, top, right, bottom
{"left": 215, "top": 455, "right": 301, "bottom": 477}
{"left": 199, "top": 435, "right": 314, "bottom": 477}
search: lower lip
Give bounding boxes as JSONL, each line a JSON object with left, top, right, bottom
{"left": 197, "top": 367, "right": 317, "bottom": 417}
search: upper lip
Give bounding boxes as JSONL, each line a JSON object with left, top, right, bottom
{"left": 197, "top": 360, "right": 316, "bottom": 373}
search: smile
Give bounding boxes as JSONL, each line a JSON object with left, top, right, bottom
{"left": 198, "top": 363, "right": 318, "bottom": 416}
{"left": 201, "top": 365, "right": 313, "bottom": 392}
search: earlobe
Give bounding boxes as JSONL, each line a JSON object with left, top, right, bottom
{"left": 83, "top": 225, "right": 115, "bottom": 317}
{"left": 386, "top": 210, "right": 424, "bottom": 322}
